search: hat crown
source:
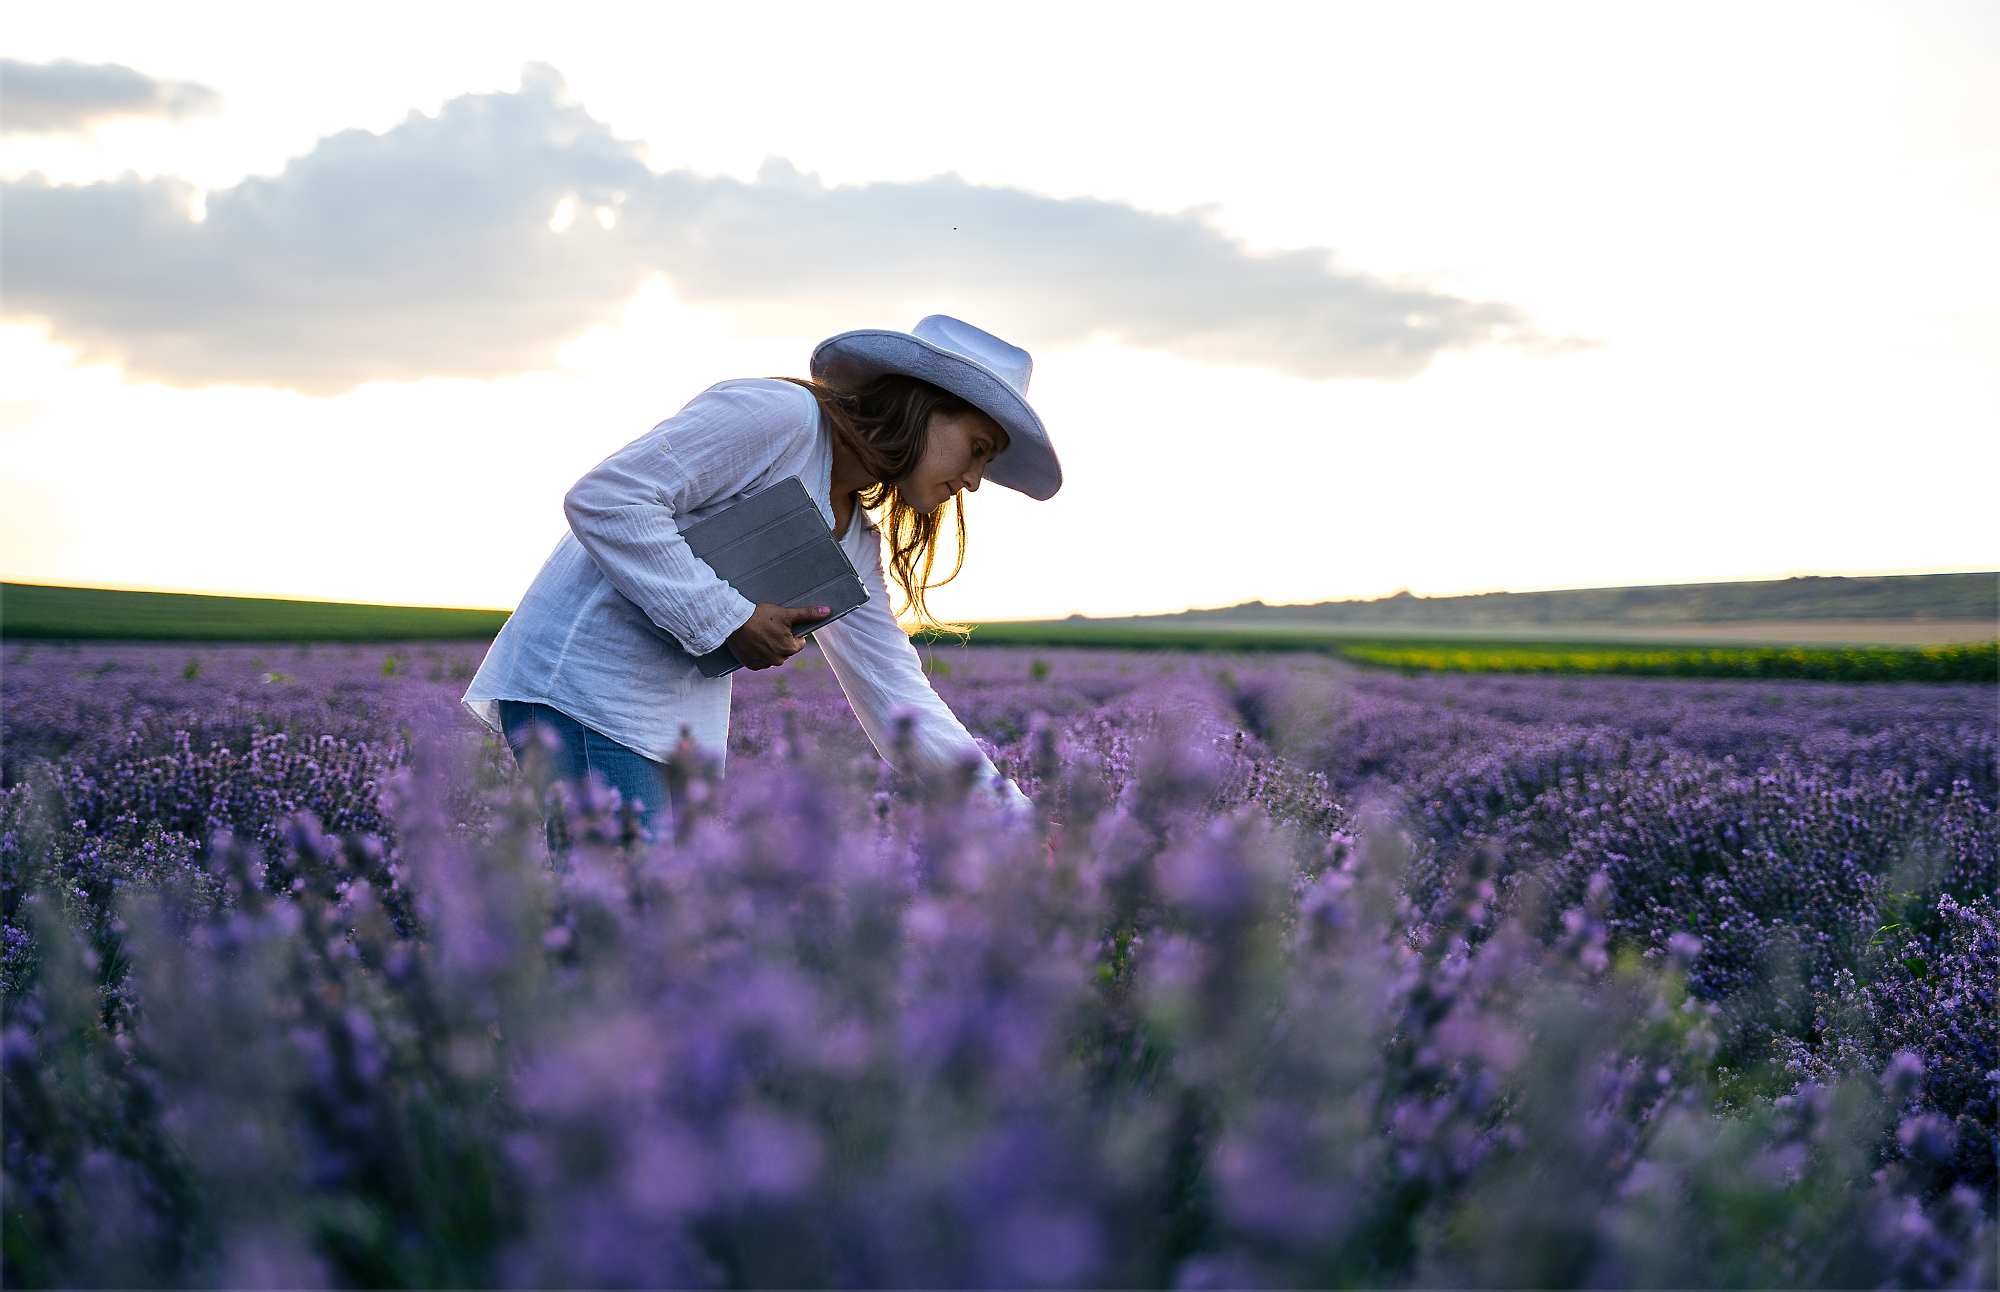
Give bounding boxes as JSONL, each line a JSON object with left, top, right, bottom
{"left": 809, "top": 314, "right": 1060, "bottom": 499}
{"left": 913, "top": 315, "right": 1032, "bottom": 396}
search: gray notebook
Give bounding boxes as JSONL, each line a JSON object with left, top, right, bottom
{"left": 678, "top": 475, "right": 869, "bottom": 677}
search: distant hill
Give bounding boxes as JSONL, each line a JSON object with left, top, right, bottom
{"left": 1088, "top": 573, "right": 1997, "bottom": 629}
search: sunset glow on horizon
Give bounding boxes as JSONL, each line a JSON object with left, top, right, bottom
{"left": 4, "top": 1, "right": 1994, "bottom": 621}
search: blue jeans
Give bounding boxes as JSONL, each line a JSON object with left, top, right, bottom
{"left": 498, "top": 700, "right": 671, "bottom": 850}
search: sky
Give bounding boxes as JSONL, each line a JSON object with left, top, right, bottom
{"left": 2, "top": 0, "right": 1995, "bottom": 620}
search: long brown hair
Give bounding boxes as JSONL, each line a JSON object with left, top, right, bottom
{"left": 776, "top": 375, "right": 972, "bottom": 631}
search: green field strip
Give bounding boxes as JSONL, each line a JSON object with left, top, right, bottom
{"left": 917, "top": 622, "right": 1795, "bottom": 654}
{"left": 918, "top": 623, "right": 1999, "bottom": 682}
{"left": 1047, "top": 616, "right": 1995, "bottom": 647}
{"left": 1, "top": 583, "right": 510, "bottom": 642}
{"left": 1334, "top": 641, "right": 1997, "bottom": 682}
{"left": 6, "top": 583, "right": 1993, "bottom": 679}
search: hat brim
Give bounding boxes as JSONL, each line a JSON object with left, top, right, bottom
{"left": 810, "top": 329, "right": 1062, "bottom": 501}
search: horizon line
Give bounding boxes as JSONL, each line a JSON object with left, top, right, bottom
{"left": 1029, "top": 566, "right": 1999, "bottom": 622}
{"left": 6, "top": 566, "right": 1993, "bottom": 622}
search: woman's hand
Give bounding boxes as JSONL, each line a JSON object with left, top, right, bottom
{"left": 726, "top": 603, "right": 830, "bottom": 670}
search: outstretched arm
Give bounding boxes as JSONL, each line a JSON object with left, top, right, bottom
{"left": 812, "top": 526, "right": 1026, "bottom": 807}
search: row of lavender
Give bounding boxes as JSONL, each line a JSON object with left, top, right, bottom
{"left": 2, "top": 640, "right": 1994, "bottom": 1287}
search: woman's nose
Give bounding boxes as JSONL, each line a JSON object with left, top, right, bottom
{"left": 963, "top": 463, "right": 985, "bottom": 492}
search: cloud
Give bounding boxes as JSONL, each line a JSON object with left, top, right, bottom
{"left": 1, "top": 58, "right": 223, "bottom": 136}
{"left": 1, "top": 64, "right": 1580, "bottom": 394}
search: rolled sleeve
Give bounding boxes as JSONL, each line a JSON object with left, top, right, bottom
{"left": 562, "top": 381, "right": 817, "bottom": 658}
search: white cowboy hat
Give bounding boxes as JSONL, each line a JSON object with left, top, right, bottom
{"left": 810, "top": 315, "right": 1062, "bottom": 501}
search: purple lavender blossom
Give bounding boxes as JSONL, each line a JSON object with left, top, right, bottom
{"left": 2, "top": 641, "right": 1993, "bottom": 1287}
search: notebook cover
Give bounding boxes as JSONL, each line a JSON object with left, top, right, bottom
{"left": 677, "top": 476, "right": 869, "bottom": 678}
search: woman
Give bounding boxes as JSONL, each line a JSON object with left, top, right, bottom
{"left": 463, "top": 315, "right": 1059, "bottom": 840}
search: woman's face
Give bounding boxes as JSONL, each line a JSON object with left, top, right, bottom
{"left": 904, "top": 408, "right": 1010, "bottom": 514}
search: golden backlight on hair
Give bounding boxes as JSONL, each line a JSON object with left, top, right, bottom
{"left": 777, "top": 376, "right": 970, "bottom": 634}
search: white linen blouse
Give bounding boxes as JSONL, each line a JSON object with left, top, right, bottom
{"left": 463, "top": 378, "right": 1012, "bottom": 797}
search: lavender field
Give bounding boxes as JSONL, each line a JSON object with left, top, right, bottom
{"left": 3, "top": 639, "right": 1994, "bottom": 1287}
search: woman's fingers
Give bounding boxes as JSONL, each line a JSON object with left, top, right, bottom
{"left": 775, "top": 605, "right": 827, "bottom": 651}
{"left": 729, "top": 603, "right": 834, "bottom": 669}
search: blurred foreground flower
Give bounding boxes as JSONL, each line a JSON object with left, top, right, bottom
{"left": 2, "top": 643, "right": 1993, "bottom": 1287}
